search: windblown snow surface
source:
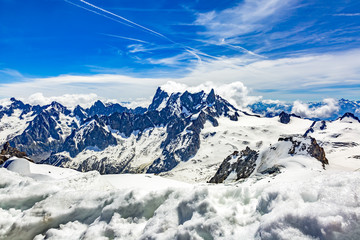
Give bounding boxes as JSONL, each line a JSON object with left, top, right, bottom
{"left": 1, "top": 158, "right": 360, "bottom": 240}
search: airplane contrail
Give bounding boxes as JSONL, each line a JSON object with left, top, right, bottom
{"left": 64, "top": 0, "right": 135, "bottom": 29}
{"left": 223, "top": 42, "right": 267, "bottom": 59}
{"left": 79, "top": 0, "right": 169, "bottom": 40}
{"left": 101, "top": 33, "right": 150, "bottom": 44}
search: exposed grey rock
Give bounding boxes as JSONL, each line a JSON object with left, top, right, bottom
{"left": 278, "top": 136, "right": 329, "bottom": 167}
{"left": 61, "top": 117, "right": 117, "bottom": 158}
{"left": 209, "top": 147, "right": 259, "bottom": 183}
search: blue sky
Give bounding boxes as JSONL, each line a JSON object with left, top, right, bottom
{"left": 0, "top": 0, "right": 360, "bottom": 105}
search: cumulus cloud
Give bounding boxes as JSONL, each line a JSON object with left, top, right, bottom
{"left": 161, "top": 81, "right": 261, "bottom": 109}
{"left": 121, "top": 98, "right": 152, "bottom": 109}
{"left": 291, "top": 98, "right": 339, "bottom": 119}
{"left": 24, "top": 93, "right": 116, "bottom": 109}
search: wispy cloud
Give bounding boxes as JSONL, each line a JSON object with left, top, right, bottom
{"left": 194, "top": 0, "right": 297, "bottom": 39}
{"left": 0, "top": 68, "right": 23, "bottom": 78}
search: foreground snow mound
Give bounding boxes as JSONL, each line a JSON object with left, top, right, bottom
{"left": 1, "top": 158, "right": 360, "bottom": 239}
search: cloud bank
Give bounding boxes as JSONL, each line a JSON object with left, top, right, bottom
{"left": 292, "top": 98, "right": 339, "bottom": 119}
{"left": 0, "top": 49, "right": 360, "bottom": 103}
{"left": 161, "top": 81, "right": 261, "bottom": 109}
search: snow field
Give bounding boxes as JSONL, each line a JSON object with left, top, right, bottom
{"left": 1, "top": 158, "right": 360, "bottom": 239}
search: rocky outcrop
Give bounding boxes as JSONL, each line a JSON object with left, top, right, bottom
{"left": 279, "top": 111, "right": 291, "bottom": 124}
{"left": 278, "top": 136, "right": 328, "bottom": 167}
{"left": 279, "top": 111, "right": 301, "bottom": 124}
{"left": 209, "top": 147, "right": 259, "bottom": 183}
{"left": 0, "top": 142, "right": 33, "bottom": 165}
{"left": 148, "top": 87, "right": 169, "bottom": 111}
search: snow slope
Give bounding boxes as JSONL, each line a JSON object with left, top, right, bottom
{"left": 1, "top": 158, "right": 360, "bottom": 239}
{"left": 306, "top": 116, "right": 360, "bottom": 171}
{"left": 161, "top": 114, "right": 313, "bottom": 182}
{"left": 0, "top": 110, "right": 34, "bottom": 145}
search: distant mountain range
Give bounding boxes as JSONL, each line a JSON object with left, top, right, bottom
{"left": 1, "top": 88, "right": 359, "bottom": 181}
{"left": 248, "top": 98, "right": 360, "bottom": 120}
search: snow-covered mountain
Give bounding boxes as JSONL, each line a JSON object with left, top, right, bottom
{"left": 1, "top": 88, "right": 360, "bottom": 239}
{"left": 1, "top": 88, "right": 360, "bottom": 182}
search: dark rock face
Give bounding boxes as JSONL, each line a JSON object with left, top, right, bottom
{"left": 85, "top": 100, "right": 145, "bottom": 117}
{"left": 73, "top": 105, "right": 88, "bottom": 122}
{"left": 279, "top": 136, "right": 329, "bottom": 167}
{"left": 279, "top": 111, "right": 291, "bottom": 124}
{"left": 40, "top": 154, "right": 72, "bottom": 167}
{"left": 278, "top": 111, "right": 300, "bottom": 124}
{"left": 61, "top": 118, "right": 117, "bottom": 158}
{"left": 148, "top": 87, "right": 169, "bottom": 111}
{"left": 209, "top": 147, "right": 259, "bottom": 183}
{"left": 10, "top": 111, "right": 63, "bottom": 158}
{"left": 0, "top": 142, "right": 33, "bottom": 165}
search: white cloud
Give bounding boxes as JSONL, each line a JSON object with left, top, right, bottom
{"left": 24, "top": 93, "right": 107, "bottom": 109}
{"left": 121, "top": 98, "right": 152, "bottom": 109}
{"left": 161, "top": 81, "right": 261, "bottom": 109}
{"left": 291, "top": 98, "right": 339, "bottom": 119}
{"left": 1, "top": 49, "right": 360, "bottom": 103}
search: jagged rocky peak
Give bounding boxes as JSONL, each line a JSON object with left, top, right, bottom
{"left": 61, "top": 117, "right": 117, "bottom": 157}
{"left": 148, "top": 87, "right": 169, "bottom": 111}
{"left": 86, "top": 100, "right": 130, "bottom": 117}
{"left": 209, "top": 147, "right": 259, "bottom": 183}
{"left": 73, "top": 105, "right": 88, "bottom": 120}
{"left": 0, "top": 97, "right": 32, "bottom": 118}
{"left": 206, "top": 88, "right": 216, "bottom": 104}
{"left": 87, "top": 100, "right": 107, "bottom": 116}
{"left": 339, "top": 112, "right": 360, "bottom": 123}
{"left": 44, "top": 101, "right": 71, "bottom": 116}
